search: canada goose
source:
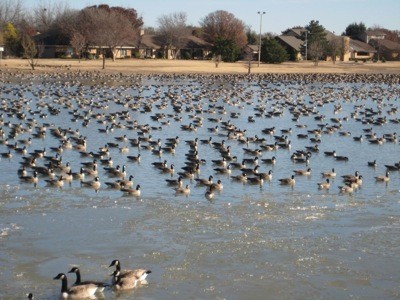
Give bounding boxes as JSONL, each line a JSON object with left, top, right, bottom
{"left": 204, "top": 186, "right": 215, "bottom": 200}
{"left": 247, "top": 174, "right": 264, "bottom": 185}
{"left": 109, "top": 259, "right": 151, "bottom": 285}
{"left": 121, "top": 184, "right": 141, "bottom": 197}
{"left": 240, "top": 165, "right": 260, "bottom": 175}
{"left": 174, "top": 184, "right": 191, "bottom": 196}
{"left": 19, "top": 171, "right": 39, "bottom": 185}
{"left": 279, "top": 175, "right": 295, "bottom": 185}
{"left": 111, "top": 270, "right": 139, "bottom": 290}
{"left": 261, "top": 156, "right": 276, "bottom": 165}
{"left": 318, "top": 178, "right": 330, "bottom": 189}
{"left": 209, "top": 180, "right": 223, "bottom": 191}
{"left": 338, "top": 183, "right": 354, "bottom": 193}
{"left": 105, "top": 181, "right": 124, "bottom": 189}
{"left": 293, "top": 168, "right": 311, "bottom": 176}
{"left": 166, "top": 176, "right": 183, "bottom": 187}
{"left": 81, "top": 176, "right": 101, "bottom": 190}
{"left": 375, "top": 171, "right": 390, "bottom": 182}
{"left": 127, "top": 154, "right": 141, "bottom": 163}
{"left": 195, "top": 175, "right": 213, "bottom": 186}
{"left": 335, "top": 155, "right": 349, "bottom": 161}
{"left": 45, "top": 176, "right": 64, "bottom": 188}
{"left": 0, "top": 150, "right": 12, "bottom": 159}
{"left": 160, "top": 164, "right": 174, "bottom": 175}
{"left": 231, "top": 172, "right": 247, "bottom": 183}
{"left": 212, "top": 157, "right": 226, "bottom": 167}
{"left": 321, "top": 168, "right": 336, "bottom": 178}
{"left": 71, "top": 167, "right": 85, "bottom": 180}
{"left": 53, "top": 273, "right": 98, "bottom": 299}
{"left": 213, "top": 164, "right": 231, "bottom": 175}
{"left": 341, "top": 171, "right": 360, "bottom": 182}
{"left": 258, "top": 170, "right": 273, "bottom": 181}
{"left": 367, "top": 160, "right": 377, "bottom": 167}
{"left": 116, "top": 175, "right": 134, "bottom": 188}
{"left": 152, "top": 160, "right": 167, "bottom": 169}
{"left": 68, "top": 267, "right": 108, "bottom": 292}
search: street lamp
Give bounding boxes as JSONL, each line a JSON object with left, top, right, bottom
{"left": 305, "top": 30, "right": 308, "bottom": 61}
{"left": 257, "top": 11, "right": 265, "bottom": 67}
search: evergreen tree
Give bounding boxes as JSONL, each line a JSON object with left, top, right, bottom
{"left": 212, "top": 38, "right": 241, "bottom": 62}
{"left": 303, "top": 20, "right": 327, "bottom": 65}
{"left": 261, "top": 38, "right": 288, "bottom": 63}
{"left": 3, "top": 22, "right": 19, "bottom": 56}
{"left": 344, "top": 22, "right": 366, "bottom": 41}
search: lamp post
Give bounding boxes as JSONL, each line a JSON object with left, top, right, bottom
{"left": 305, "top": 30, "right": 308, "bottom": 61}
{"left": 257, "top": 11, "right": 265, "bottom": 67}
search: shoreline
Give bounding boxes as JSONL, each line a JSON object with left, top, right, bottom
{"left": 1, "top": 58, "right": 400, "bottom": 75}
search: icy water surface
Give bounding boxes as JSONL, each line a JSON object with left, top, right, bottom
{"left": 0, "top": 72, "right": 399, "bottom": 299}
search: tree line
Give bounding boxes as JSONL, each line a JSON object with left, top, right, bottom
{"left": 1, "top": 0, "right": 398, "bottom": 69}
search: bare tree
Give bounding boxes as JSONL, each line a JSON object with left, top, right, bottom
{"left": 0, "top": 0, "right": 24, "bottom": 26}
{"left": 70, "top": 32, "right": 86, "bottom": 62}
{"left": 76, "top": 5, "right": 143, "bottom": 69}
{"left": 308, "top": 41, "right": 325, "bottom": 66}
{"left": 21, "top": 33, "right": 38, "bottom": 70}
{"left": 157, "top": 12, "right": 191, "bottom": 59}
{"left": 200, "top": 10, "right": 247, "bottom": 49}
{"left": 327, "top": 36, "right": 342, "bottom": 64}
{"left": 31, "top": 0, "right": 70, "bottom": 33}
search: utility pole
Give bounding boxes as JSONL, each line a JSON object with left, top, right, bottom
{"left": 257, "top": 11, "right": 265, "bottom": 67}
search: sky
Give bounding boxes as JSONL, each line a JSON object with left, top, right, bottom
{"left": 24, "top": 0, "right": 400, "bottom": 35}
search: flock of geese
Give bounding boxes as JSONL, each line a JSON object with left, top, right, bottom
{"left": 0, "top": 71, "right": 399, "bottom": 298}
{"left": 27, "top": 259, "right": 151, "bottom": 298}
{"left": 0, "top": 72, "right": 399, "bottom": 204}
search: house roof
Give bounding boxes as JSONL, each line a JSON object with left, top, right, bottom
{"left": 276, "top": 35, "right": 303, "bottom": 51}
{"left": 139, "top": 34, "right": 212, "bottom": 49}
{"left": 349, "top": 39, "right": 376, "bottom": 53}
{"left": 139, "top": 35, "right": 161, "bottom": 49}
{"left": 370, "top": 38, "right": 400, "bottom": 51}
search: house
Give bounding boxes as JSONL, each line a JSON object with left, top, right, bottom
{"left": 33, "top": 32, "right": 73, "bottom": 58}
{"left": 275, "top": 35, "right": 303, "bottom": 61}
{"left": 369, "top": 39, "right": 400, "bottom": 61}
{"left": 346, "top": 38, "right": 376, "bottom": 61}
{"left": 138, "top": 33, "right": 212, "bottom": 60}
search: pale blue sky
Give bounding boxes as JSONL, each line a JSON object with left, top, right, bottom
{"left": 25, "top": 0, "right": 400, "bottom": 35}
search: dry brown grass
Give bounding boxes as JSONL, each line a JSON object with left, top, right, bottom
{"left": 1, "top": 58, "right": 400, "bottom": 75}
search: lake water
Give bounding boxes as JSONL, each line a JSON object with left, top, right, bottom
{"left": 0, "top": 72, "right": 399, "bottom": 299}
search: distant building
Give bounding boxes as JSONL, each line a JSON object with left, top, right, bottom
{"left": 369, "top": 39, "right": 400, "bottom": 61}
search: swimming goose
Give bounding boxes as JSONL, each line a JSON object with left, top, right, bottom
{"left": 261, "top": 156, "right": 276, "bottom": 165}
{"left": 375, "top": 171, "right": 390, "bottom": 182}
{"left": 81, "top": 177, "right": 101, "bottom": 190}
{"left": 338, "top": 183, "right": 354, "bottom": 193}
{"left": 258, "top": 170, "right": 273, "bottom": 181}
{"left": 121, "top": 184, "right": 141, "bottom": 197}
{"left": 213, "top": 164, "right": 231, "bottom": 175}
{"left": 279, "top": 175, "right": 295, "bottom": 185}
{"left": 71, "top": 167, "right": 85, "bottom": 180}
{"left": 240, "top": 165, "right": 260, "bottom": 175}
{"left": 166, "top": 176, "right": 183, "bottom": 187}
{"left": 195, "top": 175, "right": 213, "bottom": 186}
{"left": 174, "top": 184, "right": 191, "bottom": 196}
{"left": 318, "top": 178, "right": 330, "bottom": 189}
{"left": 321, "top": 168, "right": 336, "bottom": 178}
{"left": 53, "top": 273, "right": 98, "bottom": 299}
{"left": 204, "top": 185, "right": 215, "bottom": 200}
{"left": 111, "top": 270, "right": 139, "bottom": 290}
{"left": 367, "top": 160, "right": 377, "bottom": 167}
{"left": 247, "top": 174, "right": 264, "bottom": 185}
{"left": 209, "top": 180, "right": 223, "bottom": 191}
{"left": 68, "top": 267, "right": 108, "bottom": 292}
{"left": 109, "top": 259, "right": 151, "bottom": 286}
{"left": 293, "top": 168, "right": 311, "bottom": 176}
{"left": 116, "top": 175, "right": 134, "bottom": 188}
{"left": 19, "top": 171, "right": 39, "bottom": 185}
{"left": 231, "top": 172, "right": 247, "bottom": 183}
{"left": 127, "top": 154, "right": 141, "bottom": 163}
{"left": 45, "top": 176, "right": 64, "bottom": 188}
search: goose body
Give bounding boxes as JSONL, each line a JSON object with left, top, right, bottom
{"left": 109, "top": 259, "right": 151, "bottom": 287}
{"left": 121, "top": 184, "right": 141, "bottom": 197}
{"left": 318, "top": 178, "right": 330, "bottom": 189}
{"left": 375, "top": 171, "right": 390, "bottom": 182}
{"left": 68, "top": 267, "right": 108, "bottom": 292}
{"left": 81, "top": 177, "right": 101, "bottom": 190}
{"left": 53, "top": 273, "right": 98, "bottom": 299}
{"left": 279, "top": 175, "right": 295, "bottom": 185}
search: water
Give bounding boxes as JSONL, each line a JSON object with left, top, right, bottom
{"left": 0, "top": 72, "right": 399, "bottom": 299}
